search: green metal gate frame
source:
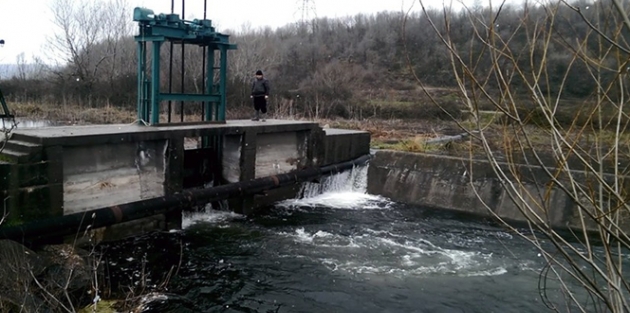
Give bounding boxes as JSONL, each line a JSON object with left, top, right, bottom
{"left": 133, "top": 7, "right": 236, "bottom": 125}
{"left": 0, "top": 87, "right": 13, "bottom": 119}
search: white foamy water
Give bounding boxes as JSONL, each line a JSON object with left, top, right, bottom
{"left": 278, "top": 165, "right": 392, "bottom": 210}
{"left": 281, "top": 227, "right": 509, "bottom": 278}
{"left": 273, "top": 165, "right": 511, "bottom": 278}
{"left": 182, "top": 203, "right": 244, "bottom": 229}
{"left": 181, "top": 163, "right": 514, "bottom": 278}
{"left": 181, "top": 165, "right": 382, "bottom": 228}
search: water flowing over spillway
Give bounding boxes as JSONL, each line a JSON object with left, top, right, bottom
{"left": 271, "top": 166, "right": 510, "bottom": 278}
{"left": 103, "top": 165, "right": 596, "bottom": 312}
{"left": 278, "top": 165, "right": 385, "bottom": 209}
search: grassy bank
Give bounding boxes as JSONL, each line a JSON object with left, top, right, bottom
{"left": 0, "top": 101, "right": 561, "bottom": 160}
{"left": 12, "top": 102, "right": 136, "bottom": 125}
{"left": 8, "top": 100, "right": 630, "bottom": 169}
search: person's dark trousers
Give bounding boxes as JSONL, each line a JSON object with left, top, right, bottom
{"left": 252, "top": 96, "right": 267, "bottom": 121}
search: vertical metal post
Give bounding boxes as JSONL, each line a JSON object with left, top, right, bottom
{"left": 137, "top": 41, "right": 146, "bottom": 124}
{"left": 167, "top": 44, "right": 174, "bottom": 123}
{"left": 143, "top": 80, "right": 150, "bottom": 122}
{"left": 201, "top": 0, "right": 208, "bottom": 121}
{"left": 201, "top": 47, "right": 214, "bottom": 149}
{"left": 179, "top": 0, "right": 185, "bottom": 122}
{"left": 201, "top": 48, "right": 206, "bottom": 120}
{"left": 167, "top": 0, "right": 175, "bottom": 123}
{"left": 205, "top": 47, "right": 215, "bottom": 122}
{"left": 218, "top": 45, "right": 228, "bottom": 121}
{"left": 151, "top": 41, "right": 162, "bottom": 125}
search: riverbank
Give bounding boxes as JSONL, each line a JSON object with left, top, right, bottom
{"left": 1, "top": 105, "right": 626, "bottom": 311}
{"left": 7, "top": 100, "right": 472, "bottom": 153}
{"left": 367, "top": 150, "right": 630, "bottom": 236}
{"left": 10, "top": 101, "right": 136, "bottom": 125}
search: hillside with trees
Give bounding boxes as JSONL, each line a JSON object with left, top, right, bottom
{"left": 0, "top": 0, "right": 617, "bottom": 123}
{"left": 3, "top": 1, "right": 630, "bottom": 311}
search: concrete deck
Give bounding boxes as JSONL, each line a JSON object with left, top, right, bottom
{"left": 1, "top": 117, "right": 372, "bottom": 241}
{"left": 323, "top": 128, "right": 365, "bottom": 135}
{"left": 12, "top": 119, "right": 319, "bottom": 146}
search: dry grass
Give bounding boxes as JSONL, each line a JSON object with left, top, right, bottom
{"left": 12, "top": 102, "right": 135, "bottom": 125}
{"left": 16, "top": 100, "right": 625, "bottom": 162}
{"left": 9, "top": 100, "right": 479, "bottom": 155}
{"left": 12, "top": 101, "right": 245, "bottom": 125}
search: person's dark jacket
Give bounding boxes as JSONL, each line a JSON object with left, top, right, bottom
{"left": 251, "top": 78, "right": 270, "bottom": 97}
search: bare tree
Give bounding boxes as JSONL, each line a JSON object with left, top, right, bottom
{"left": 47, "top": 0, "right": 134, "bottom": 106}
{"left": 98, "top": 0, "right": 135, "bottom": 101}
{"left": 48, "top": 0, "right": 106, "bottom": 79}
{"left": 299, "top": 60, "right": 370, "bottom": 119}
{"left": 411, "top": 0, "right": 630, "bottom": 311}
{"left": 230, "top": 26, "right": 283, "bottom": 83}
{"left": 12, "top": 53, "right": 47, "bottom": 84}
{"left": 15, "top": 53, "right": 29, "bottom": 81}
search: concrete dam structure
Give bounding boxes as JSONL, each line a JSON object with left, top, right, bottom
{"left": 367, "top": 150, "right": 630, "bottom": 234}
{"left": 0, "top": 5, "right": 371, "bottom": 244}
{"left": 0, "top": 120, "right": 370, "bottom": 243}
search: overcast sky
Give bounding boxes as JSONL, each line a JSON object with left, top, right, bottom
{"left": 0, "top": 0, "right": 459, "bottom": 64}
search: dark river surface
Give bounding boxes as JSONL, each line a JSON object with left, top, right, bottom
{"left": 100, "top": 166, "right": 612, "bottom": 313}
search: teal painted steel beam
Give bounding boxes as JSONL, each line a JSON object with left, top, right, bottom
{"left": 203, "top": 49, "right": 215, "bottom": 148}
{"left": 205, "top": 48, "right": 215, "bottom": 121}
{"left": 218, "top": 45, "right": 227, "bottom": 121}
{"left": 137, "top": 42, "right": 147, "bottom": 124}
{"left": 134, "top": 7, "right": 237, "bottom": 125}
{"left": 133, "top": 35, "right": 166, "bottom": 42}
{"left": 143, "top": 80, "right": 150, "bottom": 122}
{"left": 136, "top": 42, "right": 141, "bottom": 122}
{"left": 150, "top": 41, "right": 162, "bottom": 125}
{"left": 159, "top": 93, "right": 221, "bottom": 102}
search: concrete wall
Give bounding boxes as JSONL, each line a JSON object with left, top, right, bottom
{"left": 221, "top": 127, "right": 371, "bottom": 213}
{"left": 255, "top": 132, "right": 309, "bottom": 178}
{"left": 63, "top": 140, "right": 168, "bottom": 214}
{"left": 222, "top": 131, "right": 313, "bottom": 183}
{"left": 321, "top": 128, "right": 371, "bottom": 166}
{"left": 367, "top": 150, "right": 630, "bottom": 233}
{"left": 0, "top": 121, "right": 372, "bottom": 241}
{"left": 221, "top": 129, "right": 312, "bottom": 214}
{"left": 222, "top": 135, "right": 242, "bottom": 184}
{"left": 1, "top": 157, "right": 63, "bottom": 225}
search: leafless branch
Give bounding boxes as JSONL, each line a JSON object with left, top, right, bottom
{"left": 411, "top": 0, "right": 630, "bottom": 311}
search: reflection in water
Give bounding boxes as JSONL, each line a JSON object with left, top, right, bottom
{"left": 14, "top": 118, "right": 53, "bottom": 128}
{"left": 0, "top": 118, "right": 53, "bottom": 141}
{"left": 0, "top": 118, "right": 53, "bottom": 130}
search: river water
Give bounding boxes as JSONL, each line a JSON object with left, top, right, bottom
{"left": 101, "top": 166, "right": 605, "bottom": 313}
{"left": 0, "top": 118, "right": 54, "bottom": 141}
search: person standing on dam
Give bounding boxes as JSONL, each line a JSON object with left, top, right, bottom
{"left": 250, "top": 70, "right": 270, "bottom": 121}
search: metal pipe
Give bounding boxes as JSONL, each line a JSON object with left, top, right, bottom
{"left": 0, "top": 155, "right": 371, "bottom": 242}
